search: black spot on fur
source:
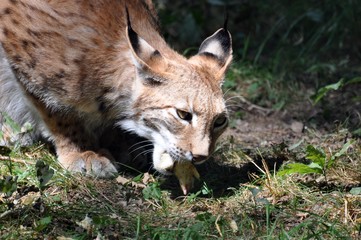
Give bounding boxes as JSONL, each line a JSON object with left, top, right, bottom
{"left": 21, "top": 40, "right": 29, "bottom": 49}
{"left": 152, "top": 50, "right": 160, "bottom": 57}
{"left": 98, "top": 101, "right": 106, "bottom": 113}
{"left": 25, "top": 14, "right": 33, "bottom": 21}
{"left": 26, "top": 29, "right": 41, "bottom": 38}
{"left": 3, "top": 28, "right": 9, "bottom": 36}
{"left": 11, "top": 19, "right": 19, "bottom": 25}
{"left": 55, "top": 69, "right": 66, "bottom": 78}
{"left": 28, "top": 59, "right": 36, "bottom": 69}
{"left": 4, "top": 8, "right": 12, "bottom": 15}
{"left": 96, "top": 95, "right": 109, "bottom": 113}
{"left": 29, "top": 40, "right": 37, "bottom": 48}
{"left": 143, "top": 118, "right": 159, "bottom": 131}
{"left": 13, "top": 55, "right": 21, "bottom": 62}
{"left": 9, "top": 0, "right": 18, "bottom": 5}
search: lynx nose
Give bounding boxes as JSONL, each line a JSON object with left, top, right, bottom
{"left": 192, "top": 154, "right": 208, "bottom": 164}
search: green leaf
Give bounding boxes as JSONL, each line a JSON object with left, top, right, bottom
{"left": 350, "top": 187, "right": 361, "bottom": 195}
{"left": 334, "top": 140, "right": 354, "bottom": 158}
{"left": 142, "top": 182, "right": 162, "bottom": 201}
{"left": 200, "top": 182, "right": 212, "bottom": 196}
{"left": 305, "top": 145, "right": 326, "bottom": 167}
{"left": 249, "top": 187, "right": 261, "bottom": 197}
{"left": 223, "top": 79, "right": 237, "bottom": 89}
{"left": 353, "top": 128, "right": 361, "bottom": 137}
{"left": 288, "top": 138, "right": 304, "bottom": 150}
{"left": 36, "top": 160, "right": 54, "bottom": 189}
{"left": 132, "top": 173, "right": 143, "bottom": 183}
{"left": 307, "top": 63, "right": 337, "bottom": 73}
{"left": 308, "top": 162, "right": 322, "bottom": 170}
{"left": 20, "top": 122, "right": 33, "bottom": 133}
{"left": 195, "top": 212, "right": 216, "bottom": 223}
{"left": 345, "top": 76, "right": 361, "bottom": 85}
{"left": 3, "top": 113, "right": 21, "bottom": 134}
{"left": 0, "top": 176, "right": 18, "bottom": 197}
{"left": 311, "top": 79, "right": 344, "bottom": 104}
{"left": 35, "top": 216, "right": 52, "bottom": 232}
{"left": 277, "top": 163, "right": 323, "bottom": 176}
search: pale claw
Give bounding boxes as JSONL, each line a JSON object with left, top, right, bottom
{"left": 174, "top": 161, "right": 200, "bottom": 195}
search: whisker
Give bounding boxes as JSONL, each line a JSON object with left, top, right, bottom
{"left": 128, "top": 139, "right": 152, "bottom": 151}
{"left": 129, "top": 143, "right": 154, "bottom": 154}
{"left": 223, "top": 88, "right": 233, "bottom": 97}
{"left": 225, "top": 95, "right": 245, "bottom": 103}
{"left": 226, "top": 104, "right": 246, "bottom": 108}
{"left": 133, "top": 149, "right": 153, "bottom": 161}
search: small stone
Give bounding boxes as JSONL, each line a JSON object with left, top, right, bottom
{"left": 291, "top": 121, "right": 304, "bottom": 133}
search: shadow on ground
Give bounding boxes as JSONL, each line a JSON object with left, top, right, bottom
{"left": 160, "top": 153, "right": 287, "bottom": 198}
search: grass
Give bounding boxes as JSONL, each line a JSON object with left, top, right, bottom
{"left": 224, "top": 62, "right": 292, "bottom": 110}
{"left": 1, "top": 110, "right": 360, "bottom": 239}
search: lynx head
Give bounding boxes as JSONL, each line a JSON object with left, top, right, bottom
{"left": 120, "top": 14, "right": 232, "bottom": 174}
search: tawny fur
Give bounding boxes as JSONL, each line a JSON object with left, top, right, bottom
{"left": 0, "top": 0, "right": 232, "bottom": 177}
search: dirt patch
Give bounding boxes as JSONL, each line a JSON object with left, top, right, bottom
{"left": 227, "top": 83, "right": 361, "bottom": 147}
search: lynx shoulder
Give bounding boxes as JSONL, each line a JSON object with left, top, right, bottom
{"left": 0, "top": 0, "right": 232, "bottom": 178}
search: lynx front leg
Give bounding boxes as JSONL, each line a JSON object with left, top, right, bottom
{"left": 45, "top": 114, "right": 118, "bottom": 178}
{"left": 57, "top": 148, "right": 118, "bottom": 178}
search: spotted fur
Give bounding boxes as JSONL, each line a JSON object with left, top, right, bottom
{"left": 0, "top": 0, "right": 232, "bottom": 177}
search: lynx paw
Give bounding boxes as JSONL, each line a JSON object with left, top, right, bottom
{"left": 59, "top": 150, "right": 118, "bottom": 178}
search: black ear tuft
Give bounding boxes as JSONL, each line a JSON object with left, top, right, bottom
{"left": 125, "top": 6, "right": 131, "bottom": 28}
{"left": 125, "top": 6, "right": 140, "bottom": 53}
{"left": 223, "top": 11, "right": 228, "bottom": 31}
{"left": 125, "top": 7, "right": 166, "bottom": 72}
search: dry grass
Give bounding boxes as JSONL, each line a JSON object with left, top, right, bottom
{"left": 1, "top": 123, "right": 360, "bottom": 239}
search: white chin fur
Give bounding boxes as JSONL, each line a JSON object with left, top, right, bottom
{"left": 152, "top": 145, "right": 174, "bottom": 175}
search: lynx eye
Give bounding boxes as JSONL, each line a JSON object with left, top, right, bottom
{"left": 176, "top": 109, "right": 192, "bottom": 121}
{"left": 214, "top": 115, "right": 227, "bottom": 128}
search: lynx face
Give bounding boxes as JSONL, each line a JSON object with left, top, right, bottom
{"left": 119, "top": 20, "right": 232, "bottom": 174}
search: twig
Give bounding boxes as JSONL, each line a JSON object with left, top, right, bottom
{"left": 0, "top": 209, "right": 12, "bottom": 219}
{"left": 229, "top": 95, "right": 273, "bottom": 116}
{"left": 0, "top": 155, "right": 36, "bottom": 165}
{"left": 215, "top": 215, "right": 223, "bottom": 238}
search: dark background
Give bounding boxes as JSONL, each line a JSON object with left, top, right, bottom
{"left": 155, "top": 0, "right": 361, "bottom": 83}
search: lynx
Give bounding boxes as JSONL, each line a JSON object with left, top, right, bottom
{"left": 0, "top": 0, "right": 232, "bottom": 183}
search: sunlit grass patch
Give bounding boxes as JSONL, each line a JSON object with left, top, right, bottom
{"left": 1, "top": 125, "right": 360, "bottom": 239}
{"left": 1, "top": 78, "right": 360, "bottom": 239}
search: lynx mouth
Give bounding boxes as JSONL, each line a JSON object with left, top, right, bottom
{"left": 192, "top": 158, "right": 207, "bottom": 165}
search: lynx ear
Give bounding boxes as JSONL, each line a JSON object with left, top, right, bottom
{"left": 197, "top": 26, "right": 232, "bottom": 75}
{"left": 125, "top": 8, "right": 166, "bottom": 72}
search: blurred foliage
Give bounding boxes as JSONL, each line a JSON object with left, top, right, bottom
{"left": 155, "top": 0, "right": 361, "bottom": 82}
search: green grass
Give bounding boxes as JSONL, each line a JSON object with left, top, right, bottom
{"left": 1, "top": 121, "right": 360, "bottom": 239}
{"left": 1, "top": 53, "right": 360, "bottom": 238}
{"left": 224, "top": 62, "right": 292, "bottom": 110}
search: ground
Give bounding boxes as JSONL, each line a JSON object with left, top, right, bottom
{"left": 0, "top": 66, "right": 360, "bottom": 239}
